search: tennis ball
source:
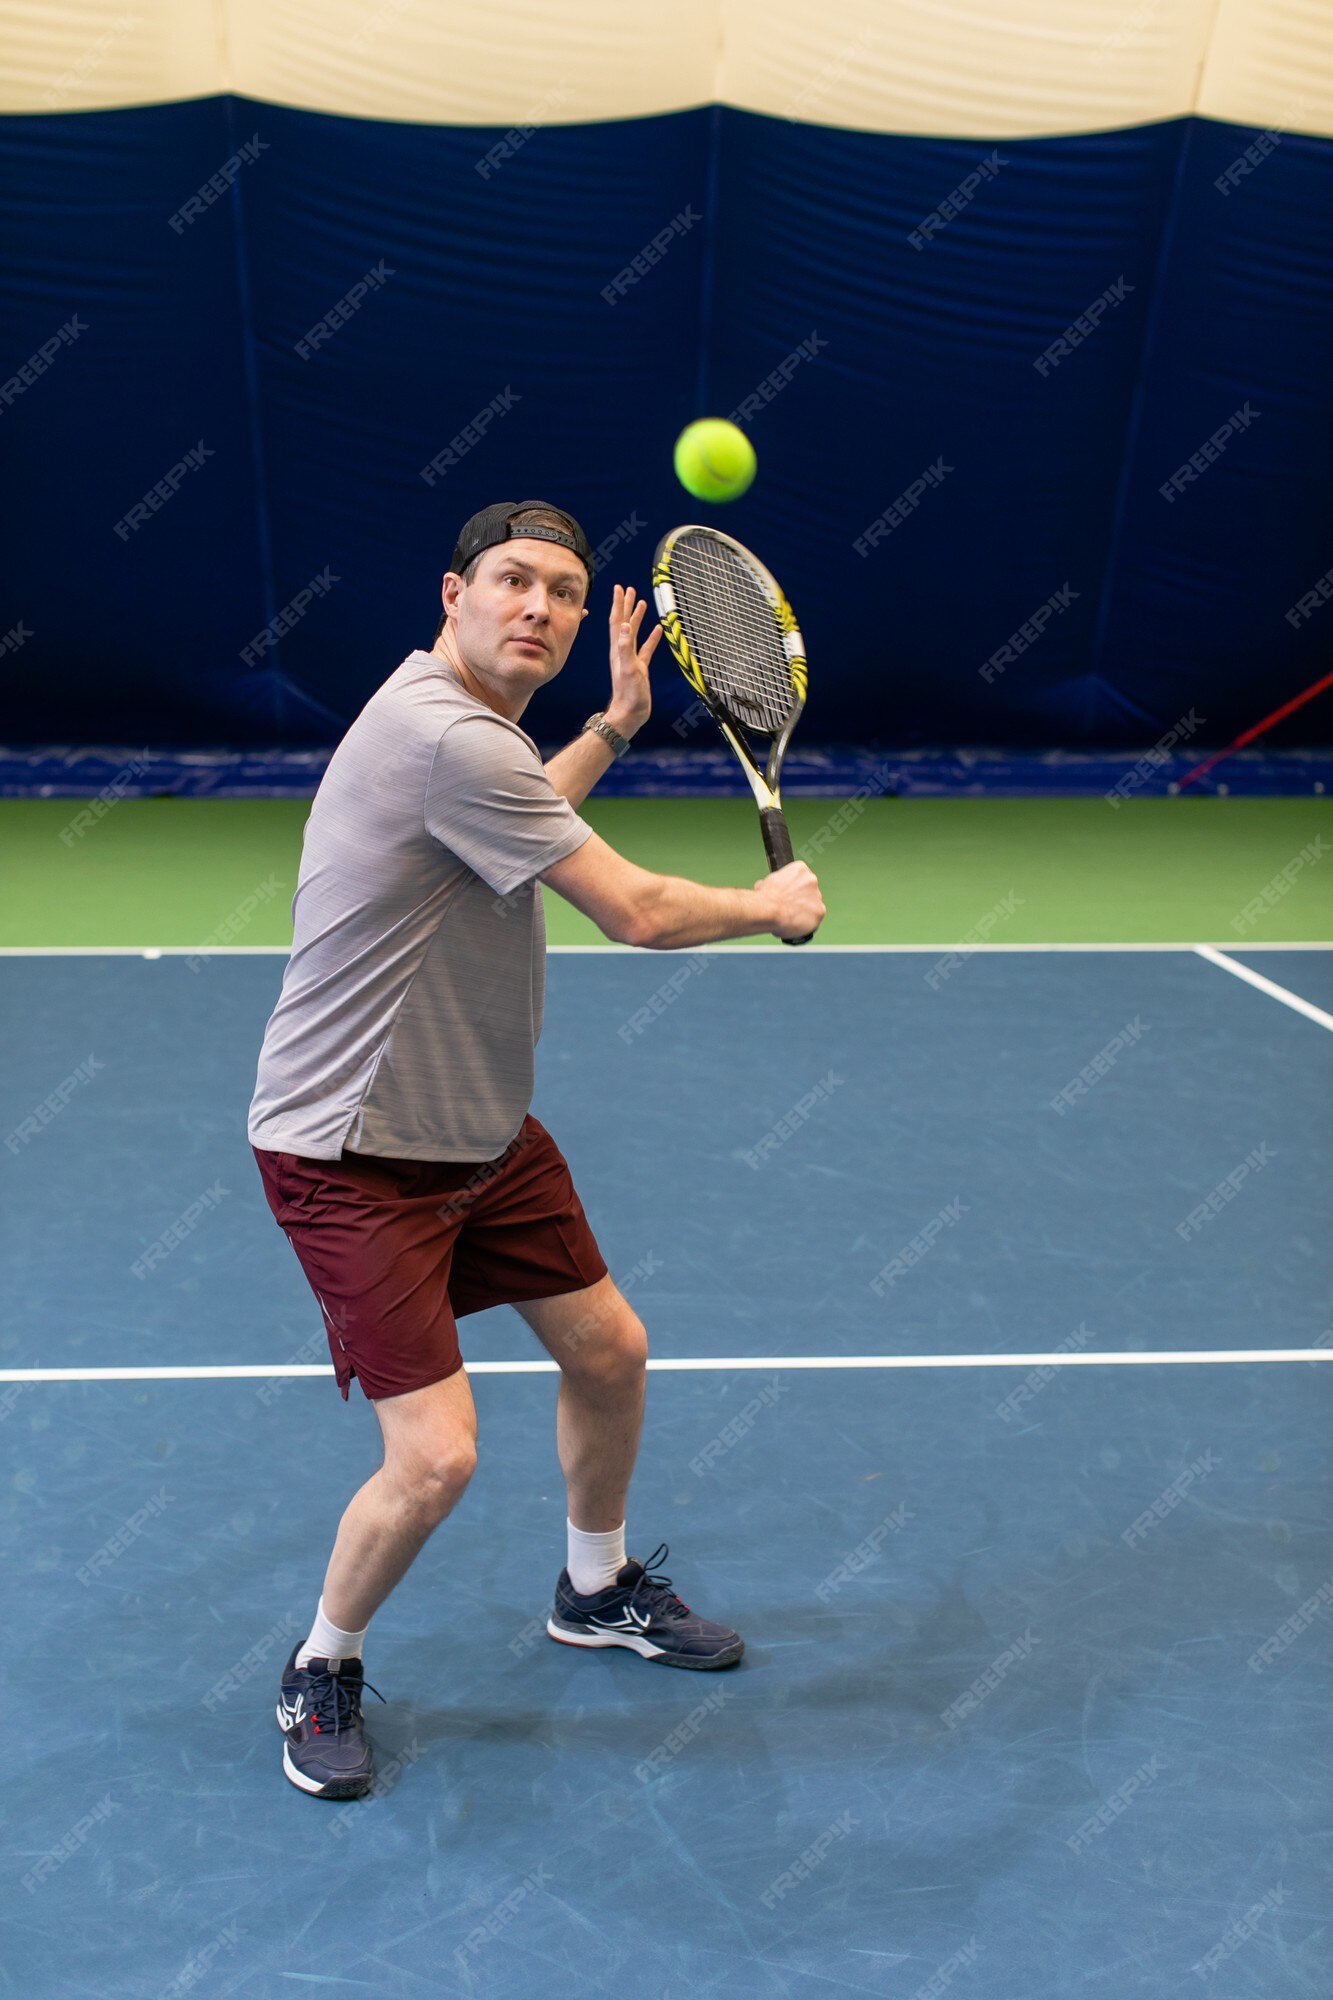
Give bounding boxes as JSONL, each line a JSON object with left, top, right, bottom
{"left": 673, "top": 418, "right": 757, "bottom": 503}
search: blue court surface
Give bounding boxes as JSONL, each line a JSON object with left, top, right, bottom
{"left": 4, "top": 947, "right": 1331, "bottom": 1998}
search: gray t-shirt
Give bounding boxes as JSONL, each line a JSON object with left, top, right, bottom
{"left": 247, "top": 649, "right": 591, "bottom": 1162}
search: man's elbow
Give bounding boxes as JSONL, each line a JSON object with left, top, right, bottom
{"left": 608, "top": 905, "right": 659, "bottom": 949}
{"left": 543, "top": 849, "right": 667, "bottom": 948}
{"left": 609, "top": 882, "right": 665, "bottom": 949}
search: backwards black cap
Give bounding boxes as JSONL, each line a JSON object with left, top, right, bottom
{"left": 450, "top": 500, "right": 595, "bottom": 596}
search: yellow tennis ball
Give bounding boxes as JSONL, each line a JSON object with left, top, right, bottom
{"left": 673, "top": 418, "right": 757, "bottom": 503}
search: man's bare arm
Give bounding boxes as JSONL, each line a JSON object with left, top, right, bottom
{"left": 542, "top": 828, "right": 825, "bottom": 949}
{"left": 544, "top": 584, "right": 660, "bottom": 809}
{"left": 543, "top": 727, "right": 620, "bottom": 812}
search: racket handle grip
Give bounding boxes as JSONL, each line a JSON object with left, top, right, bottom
{"left": 760, "top": 805, "right": 794, "bottom": 871}
{"left": 759, "top": 807, "right": 813, "bottom": 948}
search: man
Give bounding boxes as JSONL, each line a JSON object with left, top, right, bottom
{"left": 249, "top": 499, "right": 824, "bottom": 1799}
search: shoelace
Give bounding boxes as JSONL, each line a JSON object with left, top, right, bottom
{"left": 627, "top": 1543, "right": 692, "bottom": 1621}
{"left": 306, "top": 1664, "right": 386, "bottom": 1738}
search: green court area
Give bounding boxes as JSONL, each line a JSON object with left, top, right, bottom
{"left": 3, "top": 795, "right": 1329, "bottom": 947}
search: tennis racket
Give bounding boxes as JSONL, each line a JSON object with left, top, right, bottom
{"left": 651, "top": 524, "right": 812, "bottom": 945}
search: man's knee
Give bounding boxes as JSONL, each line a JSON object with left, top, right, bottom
{"left": 615, "top": 1311, "right": 649, "bottom": 1379}
{"left": 388, "top": 1426, "right": 478, "bottom": 1514}
{"left": 566, "top": 1299, "right": 648, "bottom": 1390}
{"left": 419, "top": 1436, "right": 478, "bottom": 1512}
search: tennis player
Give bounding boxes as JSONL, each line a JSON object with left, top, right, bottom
{"left": 249, "top": 499, "right": 824, "bottom": 1798}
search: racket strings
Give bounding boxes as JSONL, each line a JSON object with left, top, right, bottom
{"left": 669, "top": 535, "right": 796, "bottom": 735}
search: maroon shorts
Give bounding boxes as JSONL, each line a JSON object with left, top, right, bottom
{"left": 252, "top": 1115, "right": 607, "bottom": 1402}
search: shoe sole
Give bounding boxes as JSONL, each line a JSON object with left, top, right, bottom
{"left": 276, "top": 1703, "right": 375, "bottom": 1799}
{"left": 546, "top": 1617, "right": 743, "bottom": 1669}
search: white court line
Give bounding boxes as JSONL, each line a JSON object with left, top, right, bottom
{"left": 1194, "top": 944, "right": 1333, "bottom": 1035}
{"left": 0, "top": 942, "right": 1328, "bottom": 958}
{"left": 3, "top": 1350, "right": 1330, "bottom": 1383}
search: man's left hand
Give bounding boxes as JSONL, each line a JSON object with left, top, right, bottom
{"left": 606, "top": 583, "right": 662, "bottom": 738}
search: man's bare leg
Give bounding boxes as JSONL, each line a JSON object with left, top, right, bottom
{"left": 515, "top": 1275, "right": 648, "bottom": 1532}
{"left": 318, "top": 1365, "right": 479, "bottom": 1633}
{"left": 519, "top": 1276, "right": 743, "bottom": 1666}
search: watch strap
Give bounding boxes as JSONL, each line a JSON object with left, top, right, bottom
{"left": 582, "top": 711, "right": 631, "bottom": 759}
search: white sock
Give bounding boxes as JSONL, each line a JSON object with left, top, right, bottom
{"left": 295, "top": 1593, "right": 370, "bottom": 1672}
{"left": 567, "top": 1519, "right": 626, "bottom": 1596}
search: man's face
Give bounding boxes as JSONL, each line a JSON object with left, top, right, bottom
{"left": 441, "top": 539, "right": 589, "bottom": 710}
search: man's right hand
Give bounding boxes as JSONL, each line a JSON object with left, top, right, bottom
{"left": 759, "top": 860, "right": 825, "bottom": 941}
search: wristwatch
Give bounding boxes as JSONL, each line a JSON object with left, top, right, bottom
{"left": 582, "top": 711, "right": 631, "bottom": 759}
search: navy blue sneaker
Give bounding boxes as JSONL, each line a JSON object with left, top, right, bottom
{"left": 275, "top": 1645, "right": 386, "bottom": 1799}
{"left": 547, "top": 1543, "right": 743, "bottom": 1669}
